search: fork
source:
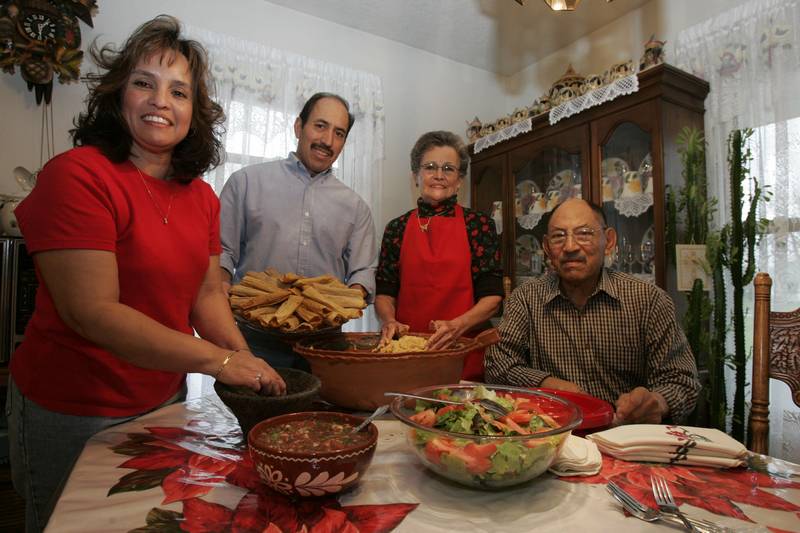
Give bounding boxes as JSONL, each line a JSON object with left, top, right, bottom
{"left": 651, "top": 474, "right": 698, "bottom": 531}
{"left": 607, "top": 481, "right": 728, "bottom": 532}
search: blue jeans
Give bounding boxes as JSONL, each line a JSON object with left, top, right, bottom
{"left": 6, "top": 377, "right": 184, "bottom": 532}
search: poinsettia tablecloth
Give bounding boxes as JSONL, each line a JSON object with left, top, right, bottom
{"left": 46, "top": 396, "right": 800, "bottom": 533}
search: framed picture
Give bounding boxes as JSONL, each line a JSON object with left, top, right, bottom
{"left": 676, "top": 244, "right": 711, "bottom": 291}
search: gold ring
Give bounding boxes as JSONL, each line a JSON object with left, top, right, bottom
{"left": 255, "top": 373, "right": 262, "bottom": 382}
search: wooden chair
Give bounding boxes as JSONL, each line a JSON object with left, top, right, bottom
{"left": 749, "top": 272, "right": 800, "bottom": 454}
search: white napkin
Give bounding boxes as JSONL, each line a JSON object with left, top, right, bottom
{"left": 549, "top": 434, "right": 602, "bottom": 476}
{"left": 587, "top": 424, "right": 747, "bottom": 468}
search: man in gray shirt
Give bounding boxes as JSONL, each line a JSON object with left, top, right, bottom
{"left": 220, "top": 92, "right": 378, "bottom": 368}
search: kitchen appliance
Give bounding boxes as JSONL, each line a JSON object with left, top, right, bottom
{"left": 1, "top": 237, "right": 38, "bottom": 364}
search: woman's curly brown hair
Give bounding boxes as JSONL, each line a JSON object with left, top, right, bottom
{"left": 70, "top": 15, "right": 225, "bottom": 182}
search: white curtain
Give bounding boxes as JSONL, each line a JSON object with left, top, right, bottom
{"left": 675, "top": 0, "right": 800, "bottom": 460}
{"left": 183, "top": 26, "right": 385, "bottom": 399}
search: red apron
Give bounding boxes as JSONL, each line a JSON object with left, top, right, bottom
{"left": 396, "top": 204, "right": 484, "bottom": 381}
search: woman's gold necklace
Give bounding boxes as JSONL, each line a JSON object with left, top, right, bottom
{"left": 136, "top": 167, "right": 174, "bottom": 225}
{"left": 417, "top": 211, "right": 442, "bottom": 232}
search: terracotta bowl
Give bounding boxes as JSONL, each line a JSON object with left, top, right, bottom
{"left": 248, "top": 411, "right": 378, "bottom": 497}
{"left": 215, "top": 367, "right": 321, "bottom": 436}
{"left": 293, "top": 329, "right": 500, "bottom": 410}
{"left": 389, "top": 384, "right": 581, "bottom": 489}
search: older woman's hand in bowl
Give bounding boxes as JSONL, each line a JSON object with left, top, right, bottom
{"left": 215, "top": 349, "right": 287, "bottom": 396}
{"left": 378, "top": 319, "right": 410, "bottom": 348}
{"left": 426, "top": 317, "right": 469, "bottom": 350}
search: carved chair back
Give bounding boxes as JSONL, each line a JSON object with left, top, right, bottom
{"left": 749, "top": 272, "right": 800, "bottom": 455}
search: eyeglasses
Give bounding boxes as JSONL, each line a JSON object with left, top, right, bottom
{"left": 546, "top": 226, "right": 604, "bottom": 247}
{"left": 420, "top": 162, "right": 460, "bottom": 178}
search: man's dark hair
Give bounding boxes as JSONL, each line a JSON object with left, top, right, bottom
{"left": 548, "top": 198, "right": 608, "bottom": 229}
{"left": 298, "top": 92, "right": 356, "bottom": 135}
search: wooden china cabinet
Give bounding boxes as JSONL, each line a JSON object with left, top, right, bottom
{"left": 470, "top": 64, "right": 710, "bottom": 299}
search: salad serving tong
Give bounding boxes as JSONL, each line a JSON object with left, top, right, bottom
{"left": 384, "top": 392, "right": 509, "bottom": 417}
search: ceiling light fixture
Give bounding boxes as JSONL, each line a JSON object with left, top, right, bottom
{"left": 542, "top": 0, "right": 581, "bottom": 10}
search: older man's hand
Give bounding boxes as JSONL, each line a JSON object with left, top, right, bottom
{"left": 540, "top": 376, "right": 584, "bottom": 394}
{"left": 613, "top": 387, "right": 669, "bottom": 425}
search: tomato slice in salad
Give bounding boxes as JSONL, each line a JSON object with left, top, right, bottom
{"left": 424, "top": 437, "right": 497, "bottom": 474}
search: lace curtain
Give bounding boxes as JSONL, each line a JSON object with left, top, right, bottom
{"left": 675, "top": 0, "right": 800, "bottom": 460}
{"left": 183, "top": 27, "right": 385, "bottom": 399}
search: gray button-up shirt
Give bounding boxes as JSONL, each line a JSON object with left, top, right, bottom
{"left": 219, "top": 153, "right": 377, "bottom": 298}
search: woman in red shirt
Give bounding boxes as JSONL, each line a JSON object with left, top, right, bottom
{"left": 8, "top": 16, "right": 285, "bottom": 531}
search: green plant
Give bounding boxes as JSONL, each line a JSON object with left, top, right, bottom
{"left": 714, "top": 129, "right": 770, "bottom": 442}
{"left": 666, "top": 127, "right": 718, "bottom": 426}
{"left": 706, "top": 229, "right": 729, "bottom": 431}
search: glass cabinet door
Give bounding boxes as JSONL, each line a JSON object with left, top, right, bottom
{"left": 599, "top": 121, "right": 656, "bottom": 284}
{"left": 470, "top": 154, "right": 508, "bottom": 274}
{"left": 508, "top": 129, "right": 588, "bottom": 287}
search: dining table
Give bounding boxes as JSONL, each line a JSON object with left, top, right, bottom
{"left": 46, "top": 394, "right": 800, "bottom": 532}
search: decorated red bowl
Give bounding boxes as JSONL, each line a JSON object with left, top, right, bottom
{"left": 389, "top": 384, "right": 581, "bottom": 489}
{"left": 248, "top": 411, "right": 378, "bottom": 497}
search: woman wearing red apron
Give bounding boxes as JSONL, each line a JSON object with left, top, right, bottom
{"left": 375, "top": 131, "right": 503, "bottom": 381}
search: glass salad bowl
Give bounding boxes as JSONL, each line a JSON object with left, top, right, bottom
{"left": 389, "top": 384, "right": 582, "bottom": 489}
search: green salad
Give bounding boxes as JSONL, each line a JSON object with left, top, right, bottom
{"left": 406, "top": 386, "right": 568, "bottom": 488}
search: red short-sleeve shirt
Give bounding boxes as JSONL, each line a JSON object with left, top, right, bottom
{"left": 11, "top": 146, "right": 222, "bottom": 417}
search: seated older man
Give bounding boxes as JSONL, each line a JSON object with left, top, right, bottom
{"left": 485, "top": 198, "right": 700, "bottom": 424}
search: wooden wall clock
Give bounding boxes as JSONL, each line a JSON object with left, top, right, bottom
{"left": 0, "top": 0, "right": 98, "bottom": 104}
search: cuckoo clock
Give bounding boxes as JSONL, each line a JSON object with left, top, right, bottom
{"left": 0, "top": 0, "right": 98, "bottom": 104}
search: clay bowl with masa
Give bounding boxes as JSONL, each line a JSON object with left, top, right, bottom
{"left": 292, "top": 329, "right": 500, "bottom": 410}
{"left": 248, "top": 411, "right": 378, "bottom": 497}
{"left": 214, "top": 367, "right": 321, "bottom": 436}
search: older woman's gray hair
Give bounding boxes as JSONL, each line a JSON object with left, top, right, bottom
{"left": 410, "top": 131, "right": 470, "bottom": 176}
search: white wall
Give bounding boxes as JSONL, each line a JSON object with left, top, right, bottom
{"left": 504, "top": 0, "right": 752, "bottom": 109}
{"left": 0, "top": 0, "right": 506, "bottom": 227}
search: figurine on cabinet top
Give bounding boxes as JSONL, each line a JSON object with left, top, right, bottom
{"left": 495, "top": 115, "right": 512, "bottom": 131}
{"left": 640, "top": 34, "right": 666, "bottom": 71}
{"left": 466, "top": 116, "right": 483, "bottom": 143}
{"left": 511, "top": 107, "right": 528, "bottom": 124}
{"left": 548, "top": 64, "right": 585, "bottom": 106}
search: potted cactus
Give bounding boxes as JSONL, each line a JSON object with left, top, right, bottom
{"left": 666, "top": 128, "right": 770, "bottom": 441}
{"left": 713, "top": 129, "right": 770, "bottom": 442}
{"left": 666, "top": 127, "right": 716, "bottom": 426}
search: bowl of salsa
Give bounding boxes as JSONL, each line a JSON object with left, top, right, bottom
{"left": 248, "top": 411, "right": 378, "bottom": 497}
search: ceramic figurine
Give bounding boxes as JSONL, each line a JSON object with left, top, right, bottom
{"left": 480, "top": 122, "right": 496, "bottom": 137}
{"left": 583, "top": 74, "right": 603, "bottom": 93}
{"left": 639, "top": 34, "right": 666, "bottom": 71}
{"left": 511, "top": 107, "right": 528, "bottom": 124}
{"left": 549, "top": 64, "right": 585, "bottom": 106}
{"left": 605, "top": 60, "right": 635, "bottom": 84}
{"left": 466, "top": 117, "right": 483, "bottom": 143}
{"left": 491, "top": 201, "right": 503, "bottom": 234}
{"left": 602, "top": 176, "right": 615, "bottom": 202}
{"left": 545, "top": 189, "right": 561, "bottom": 212}
{"left": 558, "top": 86, "right": 577, "bottom": 105}
{"left": 529, "top": 192, "right": 547, "bottom": 215}
{"left": 537, "top": 95, "right": 551, "bottom": 114}
{"left": 495, "top": 116, "right": 511, "bottom": 130}
{"left": 621, "top": 170, "right": 643, "bottom": 198}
